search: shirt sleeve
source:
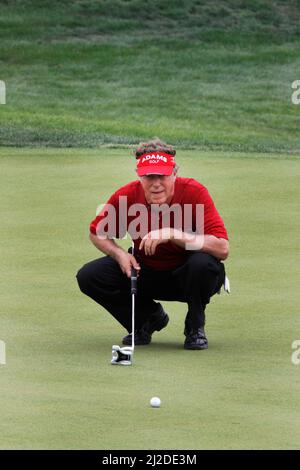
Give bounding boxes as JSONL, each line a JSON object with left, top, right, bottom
{"left": 201, "top": 187, "right": 228, "bottom": 240}
{"left": 188, "top": 181, "right": 228, "bottom": 240}
{"left": 89, "top": 192, "right": 121, "bottom": 238}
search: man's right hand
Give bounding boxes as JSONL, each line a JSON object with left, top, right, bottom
{"left": 89, "top": 234, "right": 141, "bottom": 277}
{"left": 115, "top": 251, "right": 141, "bottom": 278}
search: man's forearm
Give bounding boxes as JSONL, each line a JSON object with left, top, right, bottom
{"left": 89, "top": 233, "right": 125, "bottom": 260}
{"left": 200, "top": 235, "right": 229, "bottom": 260}
{"left": 171, "top": 229, "right": 229, "bottom": 261}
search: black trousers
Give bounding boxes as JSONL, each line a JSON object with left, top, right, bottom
{"left": 76, "top": 252, "right": 225, "bottom": 332}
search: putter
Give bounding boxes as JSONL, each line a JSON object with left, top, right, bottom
{"left": 111, "top": 345, "right": 134, "bottom": 366}
{"left": 111, "top": 243, "right": 137, "bottom": 366}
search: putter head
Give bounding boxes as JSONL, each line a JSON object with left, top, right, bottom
{"left": 111, "top": 345, "right": 133, "bottom": 366}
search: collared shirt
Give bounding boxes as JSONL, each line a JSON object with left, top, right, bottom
{"left": 90, "top": 177, "right": 228, "bottom": 270}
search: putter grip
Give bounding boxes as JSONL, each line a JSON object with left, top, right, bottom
{"left": 131, "top": 267, "right": 137, "bottom": 295}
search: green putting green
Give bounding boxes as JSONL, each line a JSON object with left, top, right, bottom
{"left": 1, "top": 147, "right": 299, "bottom": 449}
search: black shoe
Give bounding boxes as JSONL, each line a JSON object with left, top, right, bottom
{"left": 184, "top": 327, "right": 208, "bottom": 350}
{"left": 122, "top": 304, "right": 169, "bottom": 346}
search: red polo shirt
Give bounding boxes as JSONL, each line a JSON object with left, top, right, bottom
{"left": 90, "top": 177, "right": 228, "bottom": 270}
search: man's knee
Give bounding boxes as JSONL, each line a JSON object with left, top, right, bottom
{"left": 76, "top": 263, "right": 91, "bottom": 294}
{"left": 186, "top": 252, "right": 220, "bottom": 276}
{"left": 76, "top": 257, "right": 124, "bottom": 296}
{"left": 183, "top": 253, "right": 225, "bottom": 299}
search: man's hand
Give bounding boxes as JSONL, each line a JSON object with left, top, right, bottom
{"left": 115, "top": 251, "right": 141, "bottom": 278}
{"left": 138, "top": 229, "right": 229, "bottom": 260}
{"left": 89, "top": 233, "right": 141, "bottom": 277}
{"left": 139, "top": 228, "right": 172, "bottom": 256}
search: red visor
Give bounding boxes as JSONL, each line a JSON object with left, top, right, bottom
{"left": 136, "top": 152, "right": 175, "bottom": 176}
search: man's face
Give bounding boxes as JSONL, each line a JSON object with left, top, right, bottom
{"left": 139, "top": 173, "right": 176, "bottom": 204}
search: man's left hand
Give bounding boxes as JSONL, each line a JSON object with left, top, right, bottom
{"left": 139, "top": 228, "right": 173, "bottom": 256}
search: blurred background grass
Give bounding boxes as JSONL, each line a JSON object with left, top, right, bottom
{"left": 0, "top": 0, "right": 300, "bottom": 151}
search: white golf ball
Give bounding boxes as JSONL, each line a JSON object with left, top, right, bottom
{"left": 150, "top": 397, "right": 161, "bottom": 408}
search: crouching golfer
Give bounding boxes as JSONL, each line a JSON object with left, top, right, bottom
{"left": 76, "top": 139, "right": 229, "bottom": 350}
